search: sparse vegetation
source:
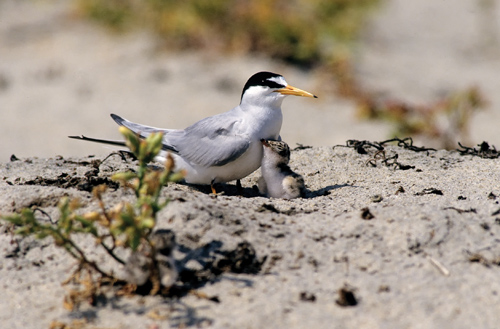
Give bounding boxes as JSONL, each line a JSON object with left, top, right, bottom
{"left": 76, "top": 0, "right": 380, "bottom": 67}
{"left": 1, "top": 127, "right": 184, "bottom": 305}
{"left": 355, "top": 86, "right": 487, "bottom": 149}
{"left": 74, "top": 0, "right": 486, "bottom": 148}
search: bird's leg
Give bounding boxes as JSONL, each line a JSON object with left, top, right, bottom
{"left": 236, "top": 179, "right": 242, "bottom": 192}
{"left": 210, "top": 179, "right": 226, "bottom": 196}
{"left": 210, "top": 179, "right": 217, "bottom": 195}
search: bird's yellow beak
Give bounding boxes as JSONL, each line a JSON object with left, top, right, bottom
{"left": 275, "top": 85, "right": 317, "bottom": 98}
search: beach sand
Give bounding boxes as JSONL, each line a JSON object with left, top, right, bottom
{"left": 1, "top": 0, "right": 500, "bottom": 328}
{"left": 1, "top": 143, "right": 500, "bottom": 328}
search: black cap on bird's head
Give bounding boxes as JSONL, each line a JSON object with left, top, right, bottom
{"left": 242, "top": 72, "right": 285, "bottom": 96}
{"left": 240, "top": 71, "right": 317, "bottom": 103}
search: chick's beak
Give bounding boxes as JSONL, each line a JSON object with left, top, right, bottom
{"left": 260, "top": 139, "right": 270, "bottom": 147}
{"left": 275, "top": 85, "right": 317, "bottom": 98}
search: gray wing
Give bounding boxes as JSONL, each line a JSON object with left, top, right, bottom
{"left": 111, "top": 114, "right": 178, "bottom": 152}
{"left": 170, "top": 114, "right": 251, "bottom": 168}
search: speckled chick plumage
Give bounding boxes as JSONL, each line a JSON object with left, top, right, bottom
{"left": 258, "top": 139, "right": 305, "bottom": 199}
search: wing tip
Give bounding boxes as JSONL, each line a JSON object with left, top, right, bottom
{"left": 110, "top": 113, "right": 124, "bottom": 125}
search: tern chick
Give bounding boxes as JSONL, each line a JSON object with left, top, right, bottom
{"left": 70, "top": 71, "right": 316, "bottom": 193}
{"left": 258, "top": 139, "right": 305, "bottom": 199}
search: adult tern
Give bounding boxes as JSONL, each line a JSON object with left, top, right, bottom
{"left": 70, "top": 71, "right": 316, "bottom": 192}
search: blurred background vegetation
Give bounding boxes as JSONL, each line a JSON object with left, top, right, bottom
{"left": 75, "top": 0, "right": 487, "bottom": 149}
{"left": 76, "top": 0, "right": 379, "bottom": 68}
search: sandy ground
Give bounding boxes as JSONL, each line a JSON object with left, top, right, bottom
{"left": 2, "top": 0, "right": 500, "bottom": 328}
{"left": 1, "top": 143, "right": 500, "bottom": 329}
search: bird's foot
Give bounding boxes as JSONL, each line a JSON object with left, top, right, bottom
{"left": 210, "top": 181, "right": 225, "bottom": 196}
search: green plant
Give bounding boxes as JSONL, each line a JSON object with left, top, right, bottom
{"left": 74, "top": 1, "right": 487, "bottom": 149}
{"left": 2, "top": 127, "right": 184, "bottom": 304}
{"left": 75, "top": 0, "right": 380, "bottom": 67}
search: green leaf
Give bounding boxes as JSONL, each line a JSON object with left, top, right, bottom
{"left": 2, "top": 213, "right": 24, "bottom": 226}
{"left": 112, "top": 171, "right": 137, "bottom": 182}
{"left": 141, "top": 217, "right": 155, "bottom": 229}
{"left": 120, "top": 126, "right": 140, "bottom": 155}
{"left": 144, "top": 132, "right": 164, "bottom": 162}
